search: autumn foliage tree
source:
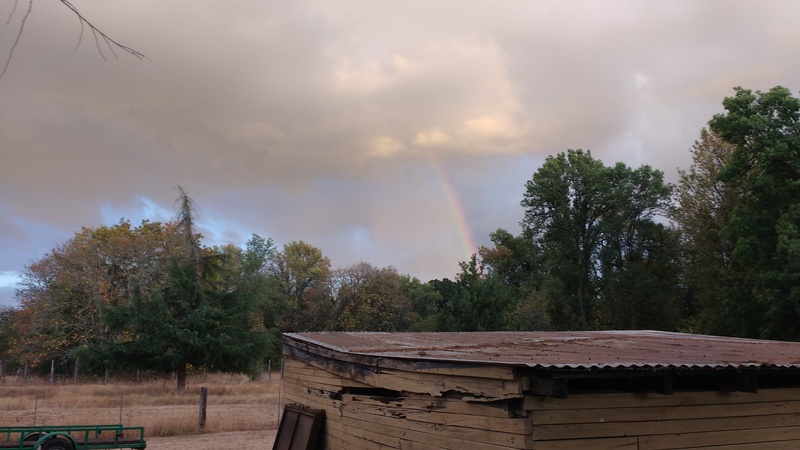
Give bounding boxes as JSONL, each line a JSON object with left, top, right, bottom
{"left": 331, "top": 262, "right": 414, "bottom": 331}
{"left": 15, "top": 219, "right": 177, "bottom": 368}
{"left": 78, "top": 188, "right": 271, "bottom": 391}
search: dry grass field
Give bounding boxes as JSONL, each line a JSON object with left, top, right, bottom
{"left": 0, "top": 373, "right": 281, "bottom": 449}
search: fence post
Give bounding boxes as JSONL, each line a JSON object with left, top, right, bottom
{"left": 23, "top": 362, "right": 28, "bottom": 384}
{"left": 105, "top": 367, "right": 109, "bottom": 385}
{"left": 0, "top": 359, "right": 4, "bottom": 384}
{"left": 198, "top": 387, "right": 208, "bottom": 430}
{"left": 136, "top": 368, "right": 141, "bottom": 385}
{"left": 268, "top": 360, "right": 272, "bottom": 382}
{"left": 50, "top": 360, "right": 55, "bottom": 385}
{"left": 73, "top": 359, "right": 79, "bottom": 384}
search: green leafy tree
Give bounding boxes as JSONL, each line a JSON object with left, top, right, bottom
{"left": 596, "top": 162, "right": 680, "bottom": 329}
{"left": 437, "top": 255, "right": 514, "bottom": 331}
{"left": 90, "top": 260, "right": 270, "bottom": 391}
{"left": 521, "top": 149, "right": 681, "bottom": 330}
{"left": 270, "top": 241, "right": 332, "bottom": 331}
{"left": 708, "top": 86, "right": 800, "bottom": 340}
{"left": 479, "top": 229, "right": 548, "bottom": 330}
{"left": 15, "top": 219, "right": 176, "bottom": 366}
{"left": 521, "top": 150, "right": 615, "bottom": 328}
{"left": 79, "top": 188, "right": 271, "bottom": 391}
{"left": 332, "top": 262, "right": 413, "bottom": 331}
{"left": 0, "top": 306, "right": 21, "bottom": 369}
{"left": 401, "top": 275, "right": 442, "bottom": 331}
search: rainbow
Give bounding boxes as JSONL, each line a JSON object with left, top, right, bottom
{"left": 428, "top": 156, "right": 477, "bottom": 261}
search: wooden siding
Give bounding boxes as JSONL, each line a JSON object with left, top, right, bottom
{"left": 284, "top": 338, "right": 521, "bottom": 401}
{"left": 526, "top": 388, "right": 800, "bottom": 449}
{"left": 282, "top": 356, "right": 531, "bottom": 450}
{"left": 283, "top": 333, "right": 800, "bottom": 449}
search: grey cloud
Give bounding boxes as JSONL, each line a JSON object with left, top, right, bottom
{"left": 2, "top": 1, "right": 800, "bottom": 305}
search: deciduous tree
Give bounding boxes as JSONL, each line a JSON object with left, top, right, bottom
{"left": 269, "top": 240, "right": 332, "bottom": 331}
{"left": 78, "top": 188, "right": 271, "bottom": 391}
{"left": 15, "top": 219, "right": 176, "bottom": 366}
{"left": 437, "top": 255, "right": 514, "bottom": 331}
{"left": 708, "top": 86, "right": 800, "bottom": 340}
{"left": 332, "top": 262, "right": 413, "bottom": 331}
{"left": 521, "top": 150, "right": 680, "bottom": 330}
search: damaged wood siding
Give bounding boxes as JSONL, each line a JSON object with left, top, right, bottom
{"left": 282, "top": 355, "right": 532, "bottom": 449}
{"left": 284, "top": 334, "right": 521, "bottom": 401}
{"left": 526, "top": 388, "right": 800, "bottom": 449}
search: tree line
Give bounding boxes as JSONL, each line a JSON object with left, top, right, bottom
{"left": 1, "top": 85, "right": 799, "bottom": 388}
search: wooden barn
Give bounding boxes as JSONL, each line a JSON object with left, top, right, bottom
{"left": 280, "top": 331, "right": 800, "bottom": 449}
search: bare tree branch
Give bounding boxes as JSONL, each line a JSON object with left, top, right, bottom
{"left": 1, "top": 0, "right": 146, "bottom": 80}
{"left": 0, "top": 0, "right": 32, "bottom": 80}
{"left": 6, "top": 0, "right": 19, "bottom": 25}
{"left": 59, "top": 0, "right": 146, "bottom": 61}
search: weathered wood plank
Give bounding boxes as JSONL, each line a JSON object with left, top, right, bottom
{"left": 531, "top": 401, "right": 800, "bottom": 425}
{"left": 283, "top": 358, "right": 532, "bottom": 448}
{"left": 525, "top": 387, "right": 800, "bottom": 411}
{"left": 284, "top": 358, "right": 372, "bottom": 385}
{"left": 285, "top": 384, "right": 530, "bottom": 450}
{"left": 531, "top": 437, "right": 638, "bottom": 449}
{"left": 339, "top": 400, "right": 528, "bottom": 434}
{"left": 398, "top": 438, "right": 449, "bottom": 450}
{"left": 638, "top": 425, "right": 800, "bottom": 450}
{"left": 343, "top": 393, "right": 513, "bottom": 419}
{"left": 283, "top": 335, "right": 516, "bottom": 380}
{"left": 285, "top": 339, "right": 521, "bottom": 400}
{"left": 286, "top": 383, "right": 524, "bottom": 450}
{"left": 339, "top": 405, "right": 528, "bottom": 449}
{"left": 326, "top": 416, "right": 401, "bottom": 449}
{"left": 405, "top": 410, "right": 528, "bottom": 434}
{"left": 698, "top": 439, "right": 800, "bottom": 449}
{"left": 533, "top": 413, "right": 800, "bottom": 441}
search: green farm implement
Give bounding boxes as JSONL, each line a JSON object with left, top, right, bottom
{"left": 0, "top": 424, "right": 145, "bottom": 450}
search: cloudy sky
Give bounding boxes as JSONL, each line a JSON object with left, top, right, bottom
{"left": 1, "top": 1, "right": 799, "bottom": 306}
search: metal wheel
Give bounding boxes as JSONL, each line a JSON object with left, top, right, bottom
{"left": 40, "top": 437, "right": 74, "bottom": 450}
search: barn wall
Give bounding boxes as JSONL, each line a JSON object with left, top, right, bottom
{"left": 282, "top": 356, "right": 532, "bottom": 450}
{"left": 526, "top": 388, "right": 800, "bottom": 449}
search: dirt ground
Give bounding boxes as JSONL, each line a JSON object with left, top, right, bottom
{"left": 146, "top": 430, "right": 277, "bottom": 449}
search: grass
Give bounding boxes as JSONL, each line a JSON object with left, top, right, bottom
{"left": 0, "top": 373, "right": 282, "bottom": 438}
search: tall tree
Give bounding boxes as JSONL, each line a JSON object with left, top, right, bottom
{"left": 673, "top": 128, "right": 738, "bottom": 334}
{"left": 521, "top": 149, "right": 680, "bottom": 330}
{"left": 480, "top": 229, "right": 548, "bottom": 330}
{"left": 401, "top": 275, "right": 442, "bottom": 331}
{"left": 15, "top": 219, "right": 176, "bottom": 366}
{"left": 80, "top": 188, "right": 271, "bottom": 391}
{"left": 596, "top": 162, "right": 680, "bottom": 329}
{"left": 269, "top": 241, "right": 332, "bottom": 331}
{"left": 437, "top": 255, "right": 514, "bottom": 331}
{"left": 708, "top": 86, "right": 800, "bottom": 340}
{"left": 0, "top": 307, "right": 21, "bottom": 368}
{"left": 521, "top": 150, "right": 615, "bottom": 329}
{"left": 91, "top": 258, "right": 270, "bottom": 391}
{"left": 331, "top": 262, "right": 413, "bottom": 331}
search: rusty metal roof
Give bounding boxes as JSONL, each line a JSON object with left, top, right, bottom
{"left": 286, "top": 331, "right": 800, "bottom": 371}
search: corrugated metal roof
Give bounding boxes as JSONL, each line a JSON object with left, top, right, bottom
{"left": 286, "top": 331, "right": 800, "bottom": 371}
